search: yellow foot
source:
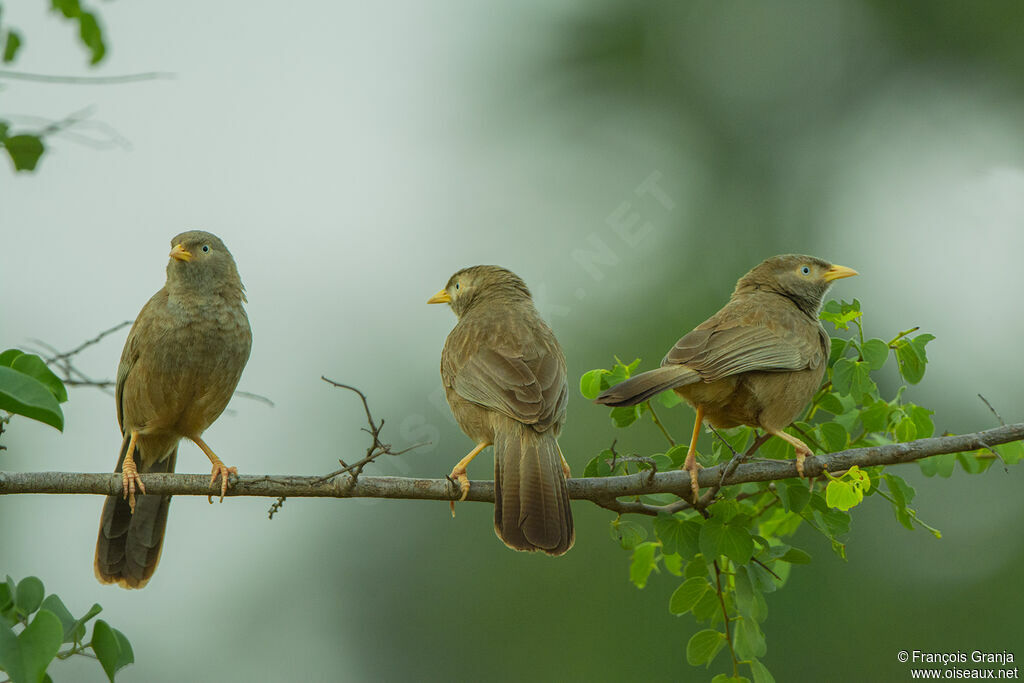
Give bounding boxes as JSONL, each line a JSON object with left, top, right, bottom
{"left": 121, "top": 459, "right": 146, "bottom": 514}
{"left": 207, "top": 461, "right": 238, "bottom": 504}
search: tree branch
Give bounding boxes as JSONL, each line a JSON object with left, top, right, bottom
{"left": 2, "top": 424, "right": 1021, "bottom": 510}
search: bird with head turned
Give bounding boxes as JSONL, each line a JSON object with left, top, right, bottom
{"left": 595, "top": 254, "right": 858, "bottom": 501}
{"left": 94, "top": 230, "right": 252, "bottom": 589}
{"left": 428, "top": 265, "right": 574, "bottom": 555}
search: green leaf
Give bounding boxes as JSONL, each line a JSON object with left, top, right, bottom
{"left": 669, "top": 577, "right": 710, "bottom": 615}
{"left": 66, "top": 603, "right": 102, "bottom": 645}
{"left": 996, "top": 441, "right": 1024, "bottom": 466}
{"left": 733, "top": 566, "right": 766, "bottom": 622}
{"left": 918, "top": 452, "right": 956, "bottom": 478}
{"left": 749, "top": 659, "right": 777, "bottom": 683}
{"left": 816, "top": 391, "right": 847, "bottom": 416}
{"left": 3, "top": 134, "right": 45, "bottom": 172}
{"left": 894, "top": 334, "right": 934, "bottom": 384}
{"left": 656, "top": 389, "right": 681, "bottom": 408}
{"left": 692, "top": 587, "right": 722, "bottom": 621}
{"left": 782, "top": 481, "right": 806, "bottom": 511}
{"left": 610, "top": 519, "right": 647, "bottom": 550}
{"left": 819, "top": 300, "right": 862, "bottom": 330}
{"left": 0, "top": 366, "right": 65, "bottom": 431}
{"left": 9, "top": 353, "right": 68, "bottom": 403}
{"left": 860, "top": 338, "right": 889, "bottom": 370}
{"left": 0, "top": 609, "right": 63, "bottom": 683}
{"left": 15, "top": 577, "right": 45, "bottom": 616}
{"left": 583, "top": 450, "right": 616, "bottom": 478}
{"left": 686, "top": 629, "right": 726, "bottom": 667}
{"left": 77, "top": 11, "right": 106, "bottom": 64}
{"left": 828, "top": 337, "right": 850, "bottom": 365}
{"left": 579, "top": 369, "right": 610, "bottom": 399}
{"left": 3, "top": 29, "right": 22, "bottom": 63}
{"left": 818, "top": 422, "right": 848, "bottom": 453}
{"left": 629, "top": 542, "right": 658, "bottom": 589}
{"left": 663, "top": 553, "right": 684, "bottom": 577}
{"left": 894, "top": 415, "right": 916, "bottom": 442}
{"left": 38, "top": 595, "right": 77, "bottom": 644}
{"left": 826, "top": 479, "right": 860, "bottom": 511}
{"left": 92, "top": 620, "right": 133, "bottom": 681}
{"left": 831, "top": 359, "right": 877, "bottom": 402}
{"left": 734, "top": 616, "right": 767, "bottom": 660}
{"left": 609, "top": 405, "right": 641, "bottom": 428}
{"left": 906, "top": 404, "right": 934, "bottom": 439}
{"left": 859, "top": 400, "right": 891, "bottom": 434}
{"left": 712, "top": 675, "right": 751, "bottom": 683}
{"left": 777, "top": 547, "right": 812, "bottom": 564}
{"left": 699, "top": 518, "right": 754, "bottom": 566}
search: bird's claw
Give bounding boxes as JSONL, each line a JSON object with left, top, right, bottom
{"left": 685, "top": 459, "right": 703, "bottom": 503}
{"left": 447, "top": 468, "right": 470, "bottom": 517}
{"left": 208, "top": 463, "right": 238, "bottom": 504}
{"left": 121, "top": 462, "right": 146, "bottom": 514}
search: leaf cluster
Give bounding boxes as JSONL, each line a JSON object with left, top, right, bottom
{"left": 0, "top": 576, "right": 132, "bottom": 682}
{"left": 0, "top": 350, "right": 68, "bottom": 432}
{"left": 0, "top": 0, "right": 109, "bottom": 172}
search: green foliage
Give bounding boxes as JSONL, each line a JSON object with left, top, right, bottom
{"left": 0, "top": 0, "right": 109, "bottom": 173}
{"left": 0, "top": 575, "right": 133, "bottom": 682}
{"left": 580, "top": 300, "right": 1020, "bottom": 682}
{"left": 0, "top": 350, "right": 68, "bottom": 431}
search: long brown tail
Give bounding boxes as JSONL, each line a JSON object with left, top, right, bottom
{"left": 94, "top": 434, "right": 176, "bottom": 589}
{"left": 493, "top": 422, "right": 573, "bottom": 556}
{"left": 594, "top": 364, "right": 700, "bottom": 407}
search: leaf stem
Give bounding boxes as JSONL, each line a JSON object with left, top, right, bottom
{"left": 645, "top": 401, "right": 676, "bottom": 446}
{"left": 713, "top": 559, "right": 740, "bottom": 677}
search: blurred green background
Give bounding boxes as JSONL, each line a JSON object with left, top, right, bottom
{"left": 2, "top": 1, "right": 1023, "bottom": 681}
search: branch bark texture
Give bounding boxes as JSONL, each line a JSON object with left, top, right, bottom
{"left": 2, "top": 423, "right": 1021, "bottom": 504}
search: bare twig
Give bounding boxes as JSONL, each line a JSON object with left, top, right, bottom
{"left": 316, "top": 377, "right": 429, "bottom": 483}
{"left": 978, "top": 394, "right": 1005, "bottom": 426}
{"left": 0, "top": 69, "right": 173, "bottom": 84}
{"left": 3, "top": 424, "right": 1021, "bottom": 510}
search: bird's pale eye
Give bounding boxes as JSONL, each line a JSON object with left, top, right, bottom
{"left": 800, "top": 266, "right": 810, "bottom": 275}
{"left": 202, "top": 245, "right": 210, "bottom": 253}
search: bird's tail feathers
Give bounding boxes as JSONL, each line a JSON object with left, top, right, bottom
{"left": 594, "top": 364, "right": 700, "bottom": 407}
{"left": 94, "top": 434, "right": 176, "bottom": 589}
{"left": 493, "top": 422, "right": 573, "bottom": 556}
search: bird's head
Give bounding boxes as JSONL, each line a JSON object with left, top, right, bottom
{"left": 166, "top": 230, "right": 245, "bottom": 300}
{"left": 735, "top": 254, "right": 857, "bottom": 316}
{"left": 427, "top": 265, "right": 532, "bottom": 317}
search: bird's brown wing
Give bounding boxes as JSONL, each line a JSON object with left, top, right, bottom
{"left": 115, "top": 290, "right": 167, "bottom": 433}
{"left": 663, "top": 306, "right": 825, "bottom": 381}
{"left": 445, "top": 321, "right": 567, "bottom": 431}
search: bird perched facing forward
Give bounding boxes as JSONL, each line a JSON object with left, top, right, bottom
{"left": 429, "top": 266, "right": 574, "bottom": 555}
{"left": 595, "top": 254, "right": 857, "bottom": 501}
{"left": 95, "top": 230, "right": 252, "bottom": 589}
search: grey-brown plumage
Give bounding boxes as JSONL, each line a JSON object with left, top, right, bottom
{"left": 95, "top": 230, "right": 252, "bottom": 588}
{"left": 596, "top": 254, "right": 857, "bottom": 499}
{"left": 429, "top": 266, "right": 573, "bottom": 555}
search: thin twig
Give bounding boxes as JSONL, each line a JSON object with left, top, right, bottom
{"left": 645, "top": 401, "right": 676, "bottom": 446}
{"left": 0, "top": 69, "right": 173, "bottom": 84}
{"left": 713, "top": 559, "right": 740, "bottom": 677}
{"left": 978, "top": 394, "right": 1005, "bottom": 426}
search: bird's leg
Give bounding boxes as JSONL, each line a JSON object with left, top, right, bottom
{"left": 557, "top": 443, "right": 571, "bottom": 479}
{"left": 766, "top": 428, "right": 813, "bottom": 478}
{"left": 683, "top": 406, "right": 705, "bottom": 502}
{"left": 121, "top": 429, "right": 145, "bottom": 513}
{"left": 448, "top": 441, "right": 490, "bottom": 515}
{"left": 190, "top": 436, "right": 237, "bottom": 503}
